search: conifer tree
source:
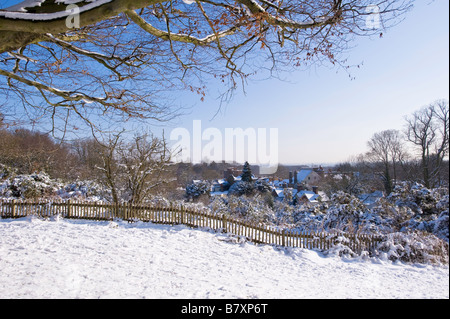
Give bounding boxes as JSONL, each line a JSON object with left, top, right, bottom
{"left": 241, "top": 161, "right": 252, "bottom": 182}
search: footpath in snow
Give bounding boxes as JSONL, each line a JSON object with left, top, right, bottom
{"left": 0, "top": 216, "right": 448, "bottom": 299}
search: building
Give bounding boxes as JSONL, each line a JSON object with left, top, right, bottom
{"left": 295, "top": 190, "right": 321, "bottom": 204}
{"left": 295, "top": 169, "right": 322, "bottom": 187}
{"left": 210, "top": 179, "right": 230, "bottom": 192}
{"left": 271, "top": 187, "right": 298, "bottom": 199}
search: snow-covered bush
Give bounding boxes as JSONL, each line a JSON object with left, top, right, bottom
{"left": 387, "top": 181, "right": 446, "bottom": 216}
{"left": 227, "top": 181, "right": 255, "bottom": 196}
{"left": 0, "top": 171, "right": 111, "bottom": 202}
{"left": 292, "top": 204, "right": 326, "bottom": 232}
{"left": 228, "top": 179, "right": 275, "bottom": 196}
{"left": 431, "top": 195, "right": 449, "bottom": 241}
{"left": 322, "top": 233, "right": 359, "bottom": 258}
{"left": 370, "top": 198, "right": 415, "bottom": 233}
{"left": 0, "top": 163, "right": 16, "bottom": 180}
{"left": 226, "top": 195, "right": 259, "bottom": 221}
{"left": 373, "top": 231, "right": 449, "bottom": 265}
{"left": 209, "top": 196, "right": 229, "bottom": 215}
{"left": 430, "top": 209, "right": 449, "bottom": 241}
{"left": 321, "top": 192, "right": 375, "bottom": 233}
{"left": 282, "top": 188, "right": 294, "bottom": 204}
{"left": 59, "top": 180, "right": 108, "bottom": 200}
{"left": 253, "top": 179, "right": 272, "bottom": 193}
{"left": 211, "top": 194, "right": 274, "bottom": 224}
{"left": 272, "top": 200, "right": 294, "bottom": 225}
{"left": 381, "top": 182, "right": 449, "bottom": 241}
{"left": 185, "top": 180, "right": 210, "bottom": 199}
{"left": 0, "top": 172, "right": 61, "bottom": 199}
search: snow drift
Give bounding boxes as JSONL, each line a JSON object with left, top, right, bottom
{"left": 0, "top": 217, "right": 448, "bottom": 299}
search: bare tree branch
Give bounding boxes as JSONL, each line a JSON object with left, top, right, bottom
{"left": 0, "top": 0, "right": 413, "bottom": 137}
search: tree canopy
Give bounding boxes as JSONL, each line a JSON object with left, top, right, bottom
{"left": 0, "top": 0, "right": 412, "bottom": 136}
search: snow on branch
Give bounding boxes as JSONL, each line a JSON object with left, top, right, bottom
{"left": 0, "top": 0, "right": 113, "bottom": 21}
{"left": 125, "top": 9, "right": 240, "bottom": 47}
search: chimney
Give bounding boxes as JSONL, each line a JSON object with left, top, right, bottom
{"left": 312, "top": 186, "right": 319, "bottom": 194}
{"left": 224, "top": 168, "right": 232, "bottom": 179}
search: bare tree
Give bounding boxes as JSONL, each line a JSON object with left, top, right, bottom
{"left": 0, "top": 0, "right": 412, "bottom": 136}
{"left": 405, "top": 100, "right": 449, "bottom": 188}
{"left": 71, "top": 137, "right": 105, "bottom": 180}
{"left": 366, "top": 129, "right": 409, "bottom": 194}
{"left": 96, "top": 131, "right": 172, "bottom": 204}
{"left": 97, "top": 133, "right": 122, "bottom": 204}
{"left": 118, "top": 132, "right": 172, "bottom": 204}
{"left": 0, "top": 127, "right": 75, "bottom": 178}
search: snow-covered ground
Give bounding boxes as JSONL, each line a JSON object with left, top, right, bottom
{"left": 0, "top": 216, "right": 448, "bottom": 299}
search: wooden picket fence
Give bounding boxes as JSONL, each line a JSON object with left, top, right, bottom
{"left": 0, "top": 199, "right": 382, "bottom": 253}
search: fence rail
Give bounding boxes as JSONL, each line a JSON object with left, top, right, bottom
{"left": 0, "top": 199, "right": 382, "bottom": 253}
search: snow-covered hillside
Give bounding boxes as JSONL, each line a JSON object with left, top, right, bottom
{"left": 0, "top": 217, "right": 448, "bottom": 299}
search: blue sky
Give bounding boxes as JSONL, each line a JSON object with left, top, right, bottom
{"left": 166, "top": 0, "right": 449, "bottom": 166}
{"left": 1, "top": 0, "right": 449, "bottom": 166}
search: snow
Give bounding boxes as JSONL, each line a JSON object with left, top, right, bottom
{"left": 1, "top": 0, "right": 112, "bottom": 20}
{"left": 1, "top": 217, "right": 448, "bottom": 299}
{"left": 4, "top": 0, "right": 46, "bottom": 12}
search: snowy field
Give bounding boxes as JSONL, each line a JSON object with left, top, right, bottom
{"left": 0, "top": 216, "right": 448, "bottom": 299}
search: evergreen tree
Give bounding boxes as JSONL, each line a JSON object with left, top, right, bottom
{"left": 241, "top": 162, "right": 253, "bottom": 182}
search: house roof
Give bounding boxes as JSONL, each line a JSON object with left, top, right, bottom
{"left": 213, "top": 179, "right": 228, "bottom": 185}
{"left": 296, "top": 190, "right": 320, "bottom": 202}
{"left": 273, "top": 189, "right": 284, "bottom": 197}
{"left": 296, "top": 169, "right": 313, "bottom": 182}
{"left": 272, "top": 188, "right": 299, "bottom": 198}
{"left": 273, "top": 179, "right": 289, "bottom": 187}
{"left": 296, "top": 190, "right": 315, "bottom": 198}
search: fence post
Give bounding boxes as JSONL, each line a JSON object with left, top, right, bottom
{"left": 67, "top": 199, "right": 72, "bottom": 218}
{"left": 11, "top": 200, "right": 17, "bottom": 218}
{"left": 113, "top": 203, "right": 117, "bottom": 220}
{"left": 282, "top": 229, "right": 286, "bottom": 247}
{"left": 180, "top": 205, "right": 184, "bottom": 225}
{"left": 222, "top": 214, "right": 227, "bottom": 233}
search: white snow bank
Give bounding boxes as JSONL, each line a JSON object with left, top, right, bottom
{"left": 0, "top": 217, "right": 448, "bottom": 299}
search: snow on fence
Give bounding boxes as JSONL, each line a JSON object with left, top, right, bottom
{"left": 0, "top": 199, "right": 381, "bottom": 253}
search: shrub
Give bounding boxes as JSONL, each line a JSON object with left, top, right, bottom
{"left": 186, "top": 180, "right": 210, "bottom": 200}
{"left": 0, "top": 163, "right": 16, "bottom": 180}
{"left": 387, "top": 181, "right": 447, "bottom": 216}
{"left": 1, "top": 172, "right": 60, "bottom": 199}
{"left": 373, "top": 231, "right": 449, "bottom": 265}
{"left": 321, "top": 192, "right": 372, "bottom": 232}
{"left": 431, "top": 210, "right": 449, "bottom": 242}
{"left": 228, "top": 181, "right": 255, "bottom": 196}
{"left": 322, "top": 233, "right": 359, "bottom": 258}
